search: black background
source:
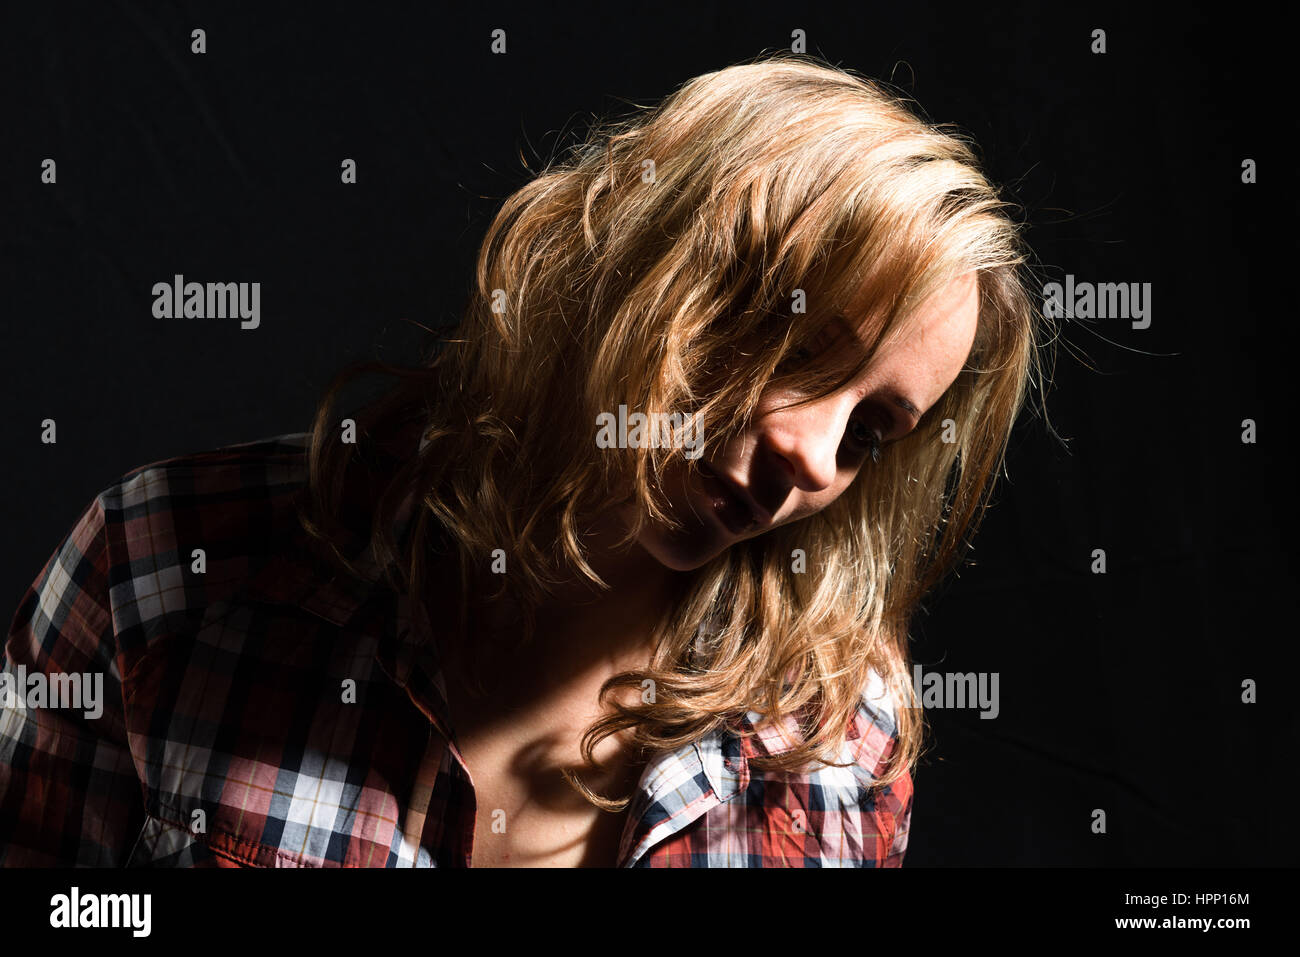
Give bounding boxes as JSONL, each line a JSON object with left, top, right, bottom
{"left": 2, "top": 1, "right": 1294, "bottom": 866}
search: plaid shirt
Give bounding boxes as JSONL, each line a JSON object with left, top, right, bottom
{"left": 0, "top": 430, "right": 913, "bottom": 867}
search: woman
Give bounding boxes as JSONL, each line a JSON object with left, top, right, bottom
{"left": 0, "top": 54, "right": 1046, "bottom": 867}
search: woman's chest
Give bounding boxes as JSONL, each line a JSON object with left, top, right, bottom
{"left": 442, "top": 665, "right": 648, "bottom": 868}
{"left": 463, "top": 761, "right": 632, "bottom": 867}
{"left": 453, "top": 721, "right": 639, "bottom": 867}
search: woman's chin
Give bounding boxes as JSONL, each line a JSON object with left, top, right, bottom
{"left": 632, "top": 506, "right": 734, "bottom": 571}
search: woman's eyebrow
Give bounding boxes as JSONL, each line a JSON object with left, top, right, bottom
{"left": 890, "top": 394, "right": 921, "bottom": 419}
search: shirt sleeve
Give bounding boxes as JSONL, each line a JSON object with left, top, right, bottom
{"left": 0, "top": 494, "right": 145, "bottom": 866}
{"left": 883, "top": 771, "right": 914, "bottom": 867}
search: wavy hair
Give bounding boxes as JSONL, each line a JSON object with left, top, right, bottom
{"left": 297, "top": 52, "right": 1052, "bottom": 811}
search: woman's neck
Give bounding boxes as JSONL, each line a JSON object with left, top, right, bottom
{"left": 527, "top": 506, "right": 682, "bottom": 680}
{"left": 440, "top": 505, "right": 682, "bottom": 700}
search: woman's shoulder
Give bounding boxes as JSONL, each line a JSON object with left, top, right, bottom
{"left": 23, "top": 431, "right": 323, "bottom": 662}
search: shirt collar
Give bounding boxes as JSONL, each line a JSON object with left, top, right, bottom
{"left": 239, "top": 422, "right": 455, "bottom": 720}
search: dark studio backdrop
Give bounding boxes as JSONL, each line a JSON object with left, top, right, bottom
{"left": 1, "top": 1, "right": 1294, "bottom": 867}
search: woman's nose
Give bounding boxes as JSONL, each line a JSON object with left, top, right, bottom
{"left": 758, "top": 400, "right": 846, "bottom": 493}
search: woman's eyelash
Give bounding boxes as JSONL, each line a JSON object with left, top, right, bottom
{"left": 848, "top": 417, "right": 883, "bottom": 463}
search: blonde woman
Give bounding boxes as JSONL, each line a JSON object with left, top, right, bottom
{"left": 0, "top": 53, "right": 1047, "bottom": 867}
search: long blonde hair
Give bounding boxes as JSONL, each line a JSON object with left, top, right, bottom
{"left": 298, "top": 52, "right": 1052, "bottom": 810}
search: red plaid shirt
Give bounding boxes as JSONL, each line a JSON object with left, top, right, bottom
{"left": 0, "top": 430, "right": 913, "bottom": 867}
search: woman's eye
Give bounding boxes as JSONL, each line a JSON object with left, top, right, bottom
{"left": 847, "top": 418, "right": 883, "bottom": 464}
{"left": 778, "top": 336, "right": 824, "bottom": 371}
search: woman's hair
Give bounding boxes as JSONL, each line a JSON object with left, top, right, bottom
{"left": 297, "top": 52, "right": 1052, "bottom": 810}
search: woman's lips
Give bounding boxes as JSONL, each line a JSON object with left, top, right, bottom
{"left": 697, "top": 461, "right": 764, "bottom": 535}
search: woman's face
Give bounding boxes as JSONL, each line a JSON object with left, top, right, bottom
{"left": 627, "top": 271, "right": 982, "bottom": 571}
